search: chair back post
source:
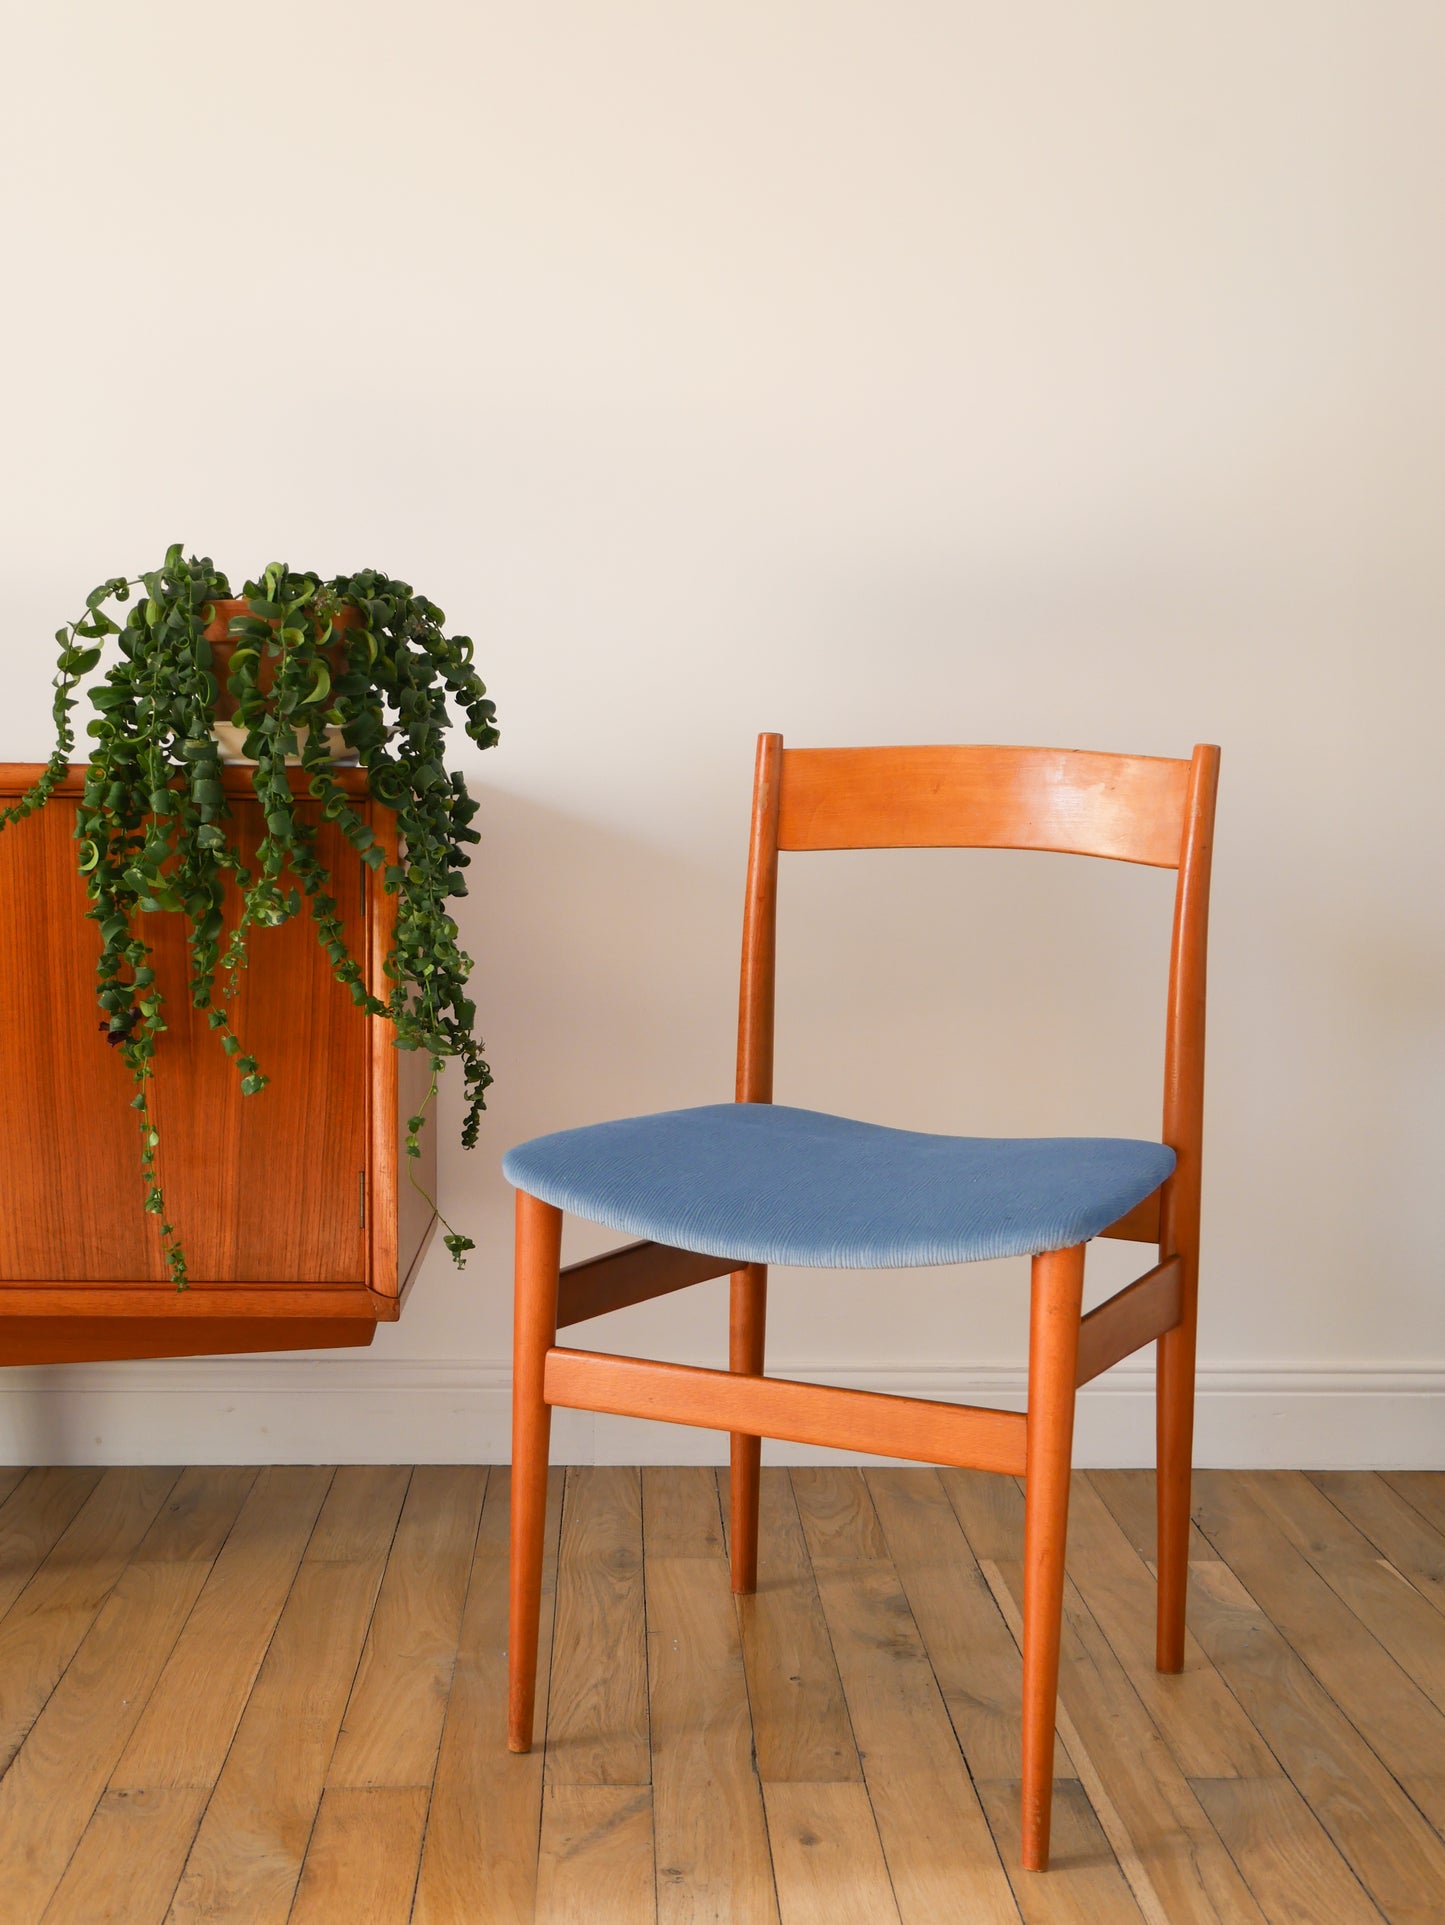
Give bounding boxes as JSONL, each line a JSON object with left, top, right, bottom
{"left": 736, "top": 732, "right": 783, "bottom": 1104}
{"left": 1158, "top": 744, "right": 1221, "bottom": 1271}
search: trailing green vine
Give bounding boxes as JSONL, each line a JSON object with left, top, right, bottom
{"left": 3, "top": 546, "right": 498, "bottom": 1285}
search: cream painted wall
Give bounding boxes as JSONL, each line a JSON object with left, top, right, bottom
{"left": 2, "top": 3, "right": 1441, "bottom": 1465}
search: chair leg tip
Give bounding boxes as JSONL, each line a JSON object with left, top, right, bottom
{"left": 1020, "top": 1832, "right": 1050, "bottom": 1873}
{"left": 1021, "top": 1805, "right": 1051, "bottom": 1872}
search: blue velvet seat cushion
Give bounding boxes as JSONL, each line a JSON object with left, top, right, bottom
{"left": 502, "top": 1104, "right": 1175, "bottom": 1268}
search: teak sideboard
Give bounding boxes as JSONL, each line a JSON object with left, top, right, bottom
{"left": 0, "top": 764, "right": 435, "bottom": 1365}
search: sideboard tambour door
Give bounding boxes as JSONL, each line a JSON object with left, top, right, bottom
{"left": 0, "top": 792, "right": 369, "bottom": 1285}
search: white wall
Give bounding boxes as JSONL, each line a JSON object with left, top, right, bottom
{"left": 2, "top": 3, "right": 1441, "bottom": 1467}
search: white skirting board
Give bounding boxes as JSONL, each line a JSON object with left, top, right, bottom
{"left": 0, "top": 1359, "right": 1440, "bottom": 1469}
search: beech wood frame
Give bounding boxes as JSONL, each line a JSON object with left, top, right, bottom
{"left": 508, "top": 733, "right": 1219, "bottom": 1873}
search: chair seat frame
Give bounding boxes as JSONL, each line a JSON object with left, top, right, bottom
{"left": 507, "top": 734, "right": 1219, "bottom": 1873}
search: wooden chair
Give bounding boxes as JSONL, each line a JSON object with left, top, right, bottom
{"left": 503, "top": 734, "right": 1219, "bottom": 1872}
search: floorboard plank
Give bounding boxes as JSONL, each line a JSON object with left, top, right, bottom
{"left": 328, "top": 1464, "right": 486, "bottom": 1789}
{"left": 288, "top": 1786, "right": 430, "bottom": 1925}
{"left": 1173, "top": 1549, "right": 1445, "bottom": 1923}
{"left": 536, "top": 1784, "right": 656, "bottom": 1923}
{"left": 977, "top": 1551, "right": 1264, "bottom": 1924}
{"left": 1068, "top": 1476, "right": 1275, "bottom": 1780}
{"left": 867, "top": 1467, "right": 1074, "bottom": 1782}
{"left": 975, "top": 1779, "right": 1146, "bottom": 1924}
{"left": 0, "top": 1462, "right": 1431, "bottom": 1918}
{"left": 1381, "top": 1472, "right": 1445, "bottom": 1541}
{"left": 0, "top": 1466, "right": 180, "bottom": 1773}
{"left": 114, "top": 1465, "right": 333, "bottom": 1791}
{"left": 1237, "top": 1470, "right": 1445, "bottom": 1717}
{"left": 789, "top": 1468, "right": 890, "bottom": 1567}
{"left": 165, "top": 1466, "right": 406, "bottom": 1925}
{"left": 646, "top": 1555, "right": 778, "bottom": 1922}
{"left": 792, "top": 1471, "right": 1018, "bottom": 1924}
{"left": 0, "top": 1467, "right": 103, "bottom": 1623}
{"left": 1189, "top": 1774, "right": 1383, "bottom": 1924}
{"left": 1087, "top": 1470, "right": 1214, "bottom": 1566}
{"left": 546, "top": 1466, "right": 651, "bottom": 1786}
{"left": 642, "top": 1467, "right": 725, "bottom": 1560}
{"left": 763, "top": 1782, "right": 900, "bottom": 1925}
{"left": 41, "top": 1787, "right": 208, "bottom": 1925}
{"left": 0, "top": 1466, "right": 253, "bottom": 1925}
{"left": 411, "top": 1467, "right": 564, "bottom": 1925}
{"left": 1309, "top": 1471, "right": 1445, "bottom": 1619}
{"left": 734, "top": 1469, "right": 859, "bottom": 1784}
{"left": 1193, "top": 1470, "right": 1445, "bottom": 1833}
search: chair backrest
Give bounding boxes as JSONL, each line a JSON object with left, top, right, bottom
{"left": 736, "top": 735, "right": 1220, "bottom": 1250}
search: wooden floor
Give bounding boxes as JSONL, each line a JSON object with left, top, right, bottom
{"left": 0, "top": 1465, "right": 1443, "bottom": 1922}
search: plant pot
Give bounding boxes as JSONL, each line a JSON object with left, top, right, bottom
{"left": 204, "top": 599, "right": 359, "bottom": 764}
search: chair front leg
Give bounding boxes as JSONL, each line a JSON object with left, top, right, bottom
{"left": 728, "top": 1262, "right": 767, "bottom": 1593}
{"left": 1156, "top": 1236, "right": 1198, "bottom": 1673}
{"left": 1021, "top": 1242, "right": 1086, "bottom": 1872}
{"left": 508, "top": 1189, "right": 562, "bottom": 1753}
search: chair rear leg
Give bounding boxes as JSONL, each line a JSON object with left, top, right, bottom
{"left": 1156, "top": 1247, "right": 1198, "bottom": 1673}
{"left": 1021, "top": 1243, "right": 1085, "bottom": 1872}
{"left": 508, "top": 1190, "right": 562, "bottom": 1753}
{"left": 728, "top": 1262, "right": 767, "bottom": 1593}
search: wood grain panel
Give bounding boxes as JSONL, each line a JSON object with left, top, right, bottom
{"left": 0, "top": 784, "right": 369, "bottom": 1285}
{"left": 777, "top": 745, "right": 1191, "bottom": 867}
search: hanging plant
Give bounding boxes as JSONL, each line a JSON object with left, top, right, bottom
{"left": 2, "top": 545, "right": 499, "bottom": 1285}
